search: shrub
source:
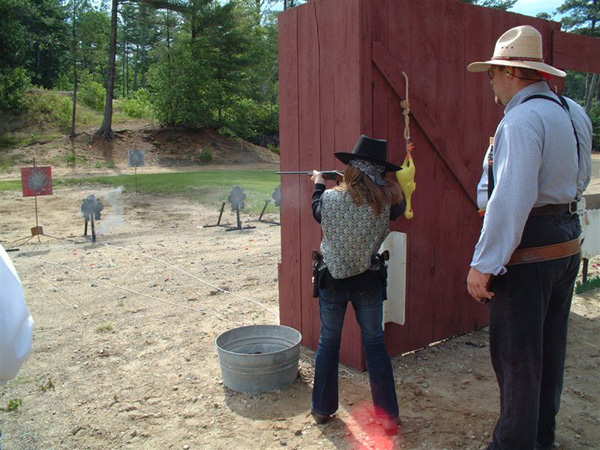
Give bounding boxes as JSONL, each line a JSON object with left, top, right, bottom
{"left": 199, "top": 148, "right": 213, "bottom": 163}
{"left": 7, "top": 398, "right": 23, "bottom": 412}
{"left": 221, "top": 96, "right": 279, "bottom": 145}
{"left": 28, "top": 90, "right": 72, "bottom": 129}
{"left": 121, "top": 89, "right": 152, "bottom": 118}
{"left": 0, "top": 68, "right": 31, "bottom": 112}
{"left": 79, "top": 80, "right": 106, "bottom": 111}
{"left": 575, "top": 276, "right": 600, "bottom": 294}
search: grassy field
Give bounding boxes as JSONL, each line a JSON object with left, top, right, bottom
{"left": 0, "top": 170, "right": 283, "bottom": 214}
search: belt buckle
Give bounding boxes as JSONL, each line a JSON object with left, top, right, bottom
{"left": 568, "top": 202, "right": 578, "bottom": 214}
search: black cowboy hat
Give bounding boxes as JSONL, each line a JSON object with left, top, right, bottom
{"left": 334, "top": 135, "right": 402, "bottom": 172}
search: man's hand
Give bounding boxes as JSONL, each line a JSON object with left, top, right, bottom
{"left": 467, "top": 267, "right": 495, "bottom": 304}
{"left": 311, "top": 170, "right": 325, "bottom": 185}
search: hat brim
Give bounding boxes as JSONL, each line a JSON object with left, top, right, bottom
{"left": 467, "top": 59, "right": 566, "bottom": 78}
{"left": 334, "top": 152, "right": 402, "bottom": 172}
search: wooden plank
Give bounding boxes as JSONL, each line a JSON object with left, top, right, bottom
{"left": 378, "top": 0, "right": 413, "bottom": 355}
{"left": 359, "top": 0, "right": 373, "bottom": 137}
{"left": 553, "top": 31, "right": 600, "bottom": 75}
{"left": 297, "top": 2, "right": 323, "bottom": 352}
{"left": 334, "top": 0, "right": 365, "bottom": 370}
{"left": 431, "top": 0, "right": 471, "bottom": 341}
{"left": 463, "top": 3, "right": 495, "bottom": 329}
{"left": 401, "top": 0, "right": 439, "bottom": 351}
{"left": 370, "top": 0, "right": 390, "bottom": 143}
{"left": 315, "top": 0, "right": 334, "bottom": 173}
{"left": 277, "top": 8, "right": 302, "bottom": 332}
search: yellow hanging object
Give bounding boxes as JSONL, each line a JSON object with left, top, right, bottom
{"left": 396, "top": 142, "right": 415, "bottom": 219}
{"left": 397, "top": 70, "right": 416, "bottom": 220}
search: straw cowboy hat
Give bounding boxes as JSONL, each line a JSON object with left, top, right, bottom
{"left": 334, "top": 135, "right": 402, "bottom": 172}
{"left": 467, "top": 25, "right": 566, "bottom": 77}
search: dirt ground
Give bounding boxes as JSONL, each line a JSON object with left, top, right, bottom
{"left": 0, "top": 140, "right": 599, "bottom": 449}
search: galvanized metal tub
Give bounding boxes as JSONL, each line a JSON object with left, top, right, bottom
{"left": 216, "top": 325, "right": 302, "bottom": 393}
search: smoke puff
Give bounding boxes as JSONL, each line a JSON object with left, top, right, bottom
{"left": 97, "top": 186, "right": 125, "bottom": 234}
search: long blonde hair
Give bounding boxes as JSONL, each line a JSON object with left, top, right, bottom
{"left": 334, "top": 165, "right": 403, "bottom": 216}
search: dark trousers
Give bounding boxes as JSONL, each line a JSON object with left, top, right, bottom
{"left": 312, "top": 288, "right": 399, "bottom": 419}
{"left": 487, "top": 213, "right": 581, "bottom": 450}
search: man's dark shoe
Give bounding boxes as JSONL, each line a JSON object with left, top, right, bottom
{"left": 311, "top": 410, "right": 330, "bottom": 425}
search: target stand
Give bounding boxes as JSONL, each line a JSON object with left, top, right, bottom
{"left": 255, "top": 185, "right": 281, "bottom": 226}
{"left": 205, "top": 202, "right": 229, "bottom": 228}
{"left": 81, "top": 195, "right": 104, "bottom": 242}
{"left": 9, "top": 161, "right": 61, "bottom": 249}
{"left": 205, "top": 187, "right": 255, "bottom": 231}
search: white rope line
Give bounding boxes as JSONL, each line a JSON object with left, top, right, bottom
{"left": 31, "top": 257, "right": 249, "bottom": 327}
{"left": 101, "top": 242, "right": 280, "bottom": 319}
{"left": 31, "top": 277, "right": 72, "bottom": 310}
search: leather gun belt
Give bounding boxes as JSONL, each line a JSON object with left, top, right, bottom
{"left": 507, "top": 238, "right": 581, "bottom": 266}
{"left": 529, "top": 202, "right": 577, "bottom": 217}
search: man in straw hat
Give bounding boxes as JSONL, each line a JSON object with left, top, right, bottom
{"left": 466, "top": 25, "right": 592, "bottom": 450}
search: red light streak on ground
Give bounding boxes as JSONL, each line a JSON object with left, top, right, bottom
{"left": 341, "top": 402, "right": 404, "bottom": 449}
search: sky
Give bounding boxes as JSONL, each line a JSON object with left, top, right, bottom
{"left": 509, "top": 0, "right": 565, "bottom": 18}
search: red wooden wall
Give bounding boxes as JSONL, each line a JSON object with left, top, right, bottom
{"left": 278, "top": 0, "right": 600, "bottom": 370}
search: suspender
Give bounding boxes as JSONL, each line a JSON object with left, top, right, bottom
{"left": 487, "top": 138, "right": 494, "bottom": 200}
{"left": 522, "top": 93, "right": 581, "bottom": 162}
{"left": 487, "top": 93, "right": 580, "bottom": 200}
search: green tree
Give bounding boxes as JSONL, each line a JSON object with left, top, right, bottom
{"left": 557, "top": 0, "right": 599, "bottom": 35}
{"left": 28, "top": 0, "right": 70, "bottom": 88}
{"left": 75, "top": 5, "right": 111, "bottom": 82}
{"left": 459, "top": 0, "right": 518, "bottom": 10}
{"left": 557, "top": 0, "right": 600, "bottom": 147}
{"left": 0, "top": 0, "right": 68, "bottom": 89}
{"left": 149, "top": 1, "right": 252, "bottom": 129}
{"left": 96, "top": 0, "right": 118, "bottom": 139}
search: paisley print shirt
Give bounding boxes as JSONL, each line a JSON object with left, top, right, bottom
{"left": 320, "top": 189, "right": 391, "bottom": 279}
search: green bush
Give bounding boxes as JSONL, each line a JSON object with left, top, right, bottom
{"left": 199, "top": 148, "right": 213, "bottom": 163}
{"left": 221, "top": 96, "right": 279, "bottom": 145}
{"left": 0, "top": 68, "right": 31, "bottom": 111}
{"left": 28, "top": 90, "right": 72, "bottom": 129}
{"left": 121, "top": 88, "right": 152, "bottom": 118}
{"left": 79, "top": 80, "right": 105, "bottom": 111}
{"left": 575, "top": 276, "right": 600, "bottom": 294}
{"left": 7, "top": 398, "right": 23, "bottom": 412}
{"left": 148, "top": 44, "right": 213, "bottom": 128}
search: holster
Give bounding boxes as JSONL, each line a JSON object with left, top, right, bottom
{"left": 371, "top": 250, "right": 390, "bottom": 299}
{"left": 311, "top": 250, "right": 391, "bottom": 299}
{"left": 312, "top": 250, "right": 325, "bottom": 298}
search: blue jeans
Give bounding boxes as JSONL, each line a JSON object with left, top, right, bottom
{"left": 487, "top": 213, "right": 581, "bottom": 450}
{"left": 312, "top": 288, "right": 399, "bottom": 419}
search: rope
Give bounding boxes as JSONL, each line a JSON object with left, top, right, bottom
{"left": 9, "top": 234, "right": 280, "bottom": 320}
{"left": 101, "top": 242, "right": 280, "bottom": 319}
{"left": 401, "top": 71, "right": 413, "bottom": 152}
{"left": 31, "top": 257, "right": 249, "bottom": 327}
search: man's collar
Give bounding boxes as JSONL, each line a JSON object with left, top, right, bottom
{"left": 504, "top": 82, "right": 551, "bottom": 115}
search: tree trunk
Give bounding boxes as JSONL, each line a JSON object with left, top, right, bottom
{"left": 134, "top": 48, "right": 139, "bottom": 91}
{"left": 71, "top": 1, "right": 78, "bottom": 139}
{"left": 96, "top": 0, "right": 118, "bottom": 140}
{"left": 142, "top": 49, "right": 147, "bottom": 88}
{"left": 35, "top": 43, "right": 41, "bottom": 85}
{"left": 585, "top": 73, "right": 599, "bottom": 115}
{"left": 126, "top": 43, "right": 129, "bottom": 97}
{"left": 122, "top": 39, "right": 126, "bottom": 97}
{"left": 166, "top": 10, "right": 171, "bottom": 80}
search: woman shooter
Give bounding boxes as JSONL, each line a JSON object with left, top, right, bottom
{"left": 310, "top": 135, "right": 405, "bottom": 435}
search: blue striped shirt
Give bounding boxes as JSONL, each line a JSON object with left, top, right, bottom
{"left": 472, "top": 82, "right": 592, "bottom": 276}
